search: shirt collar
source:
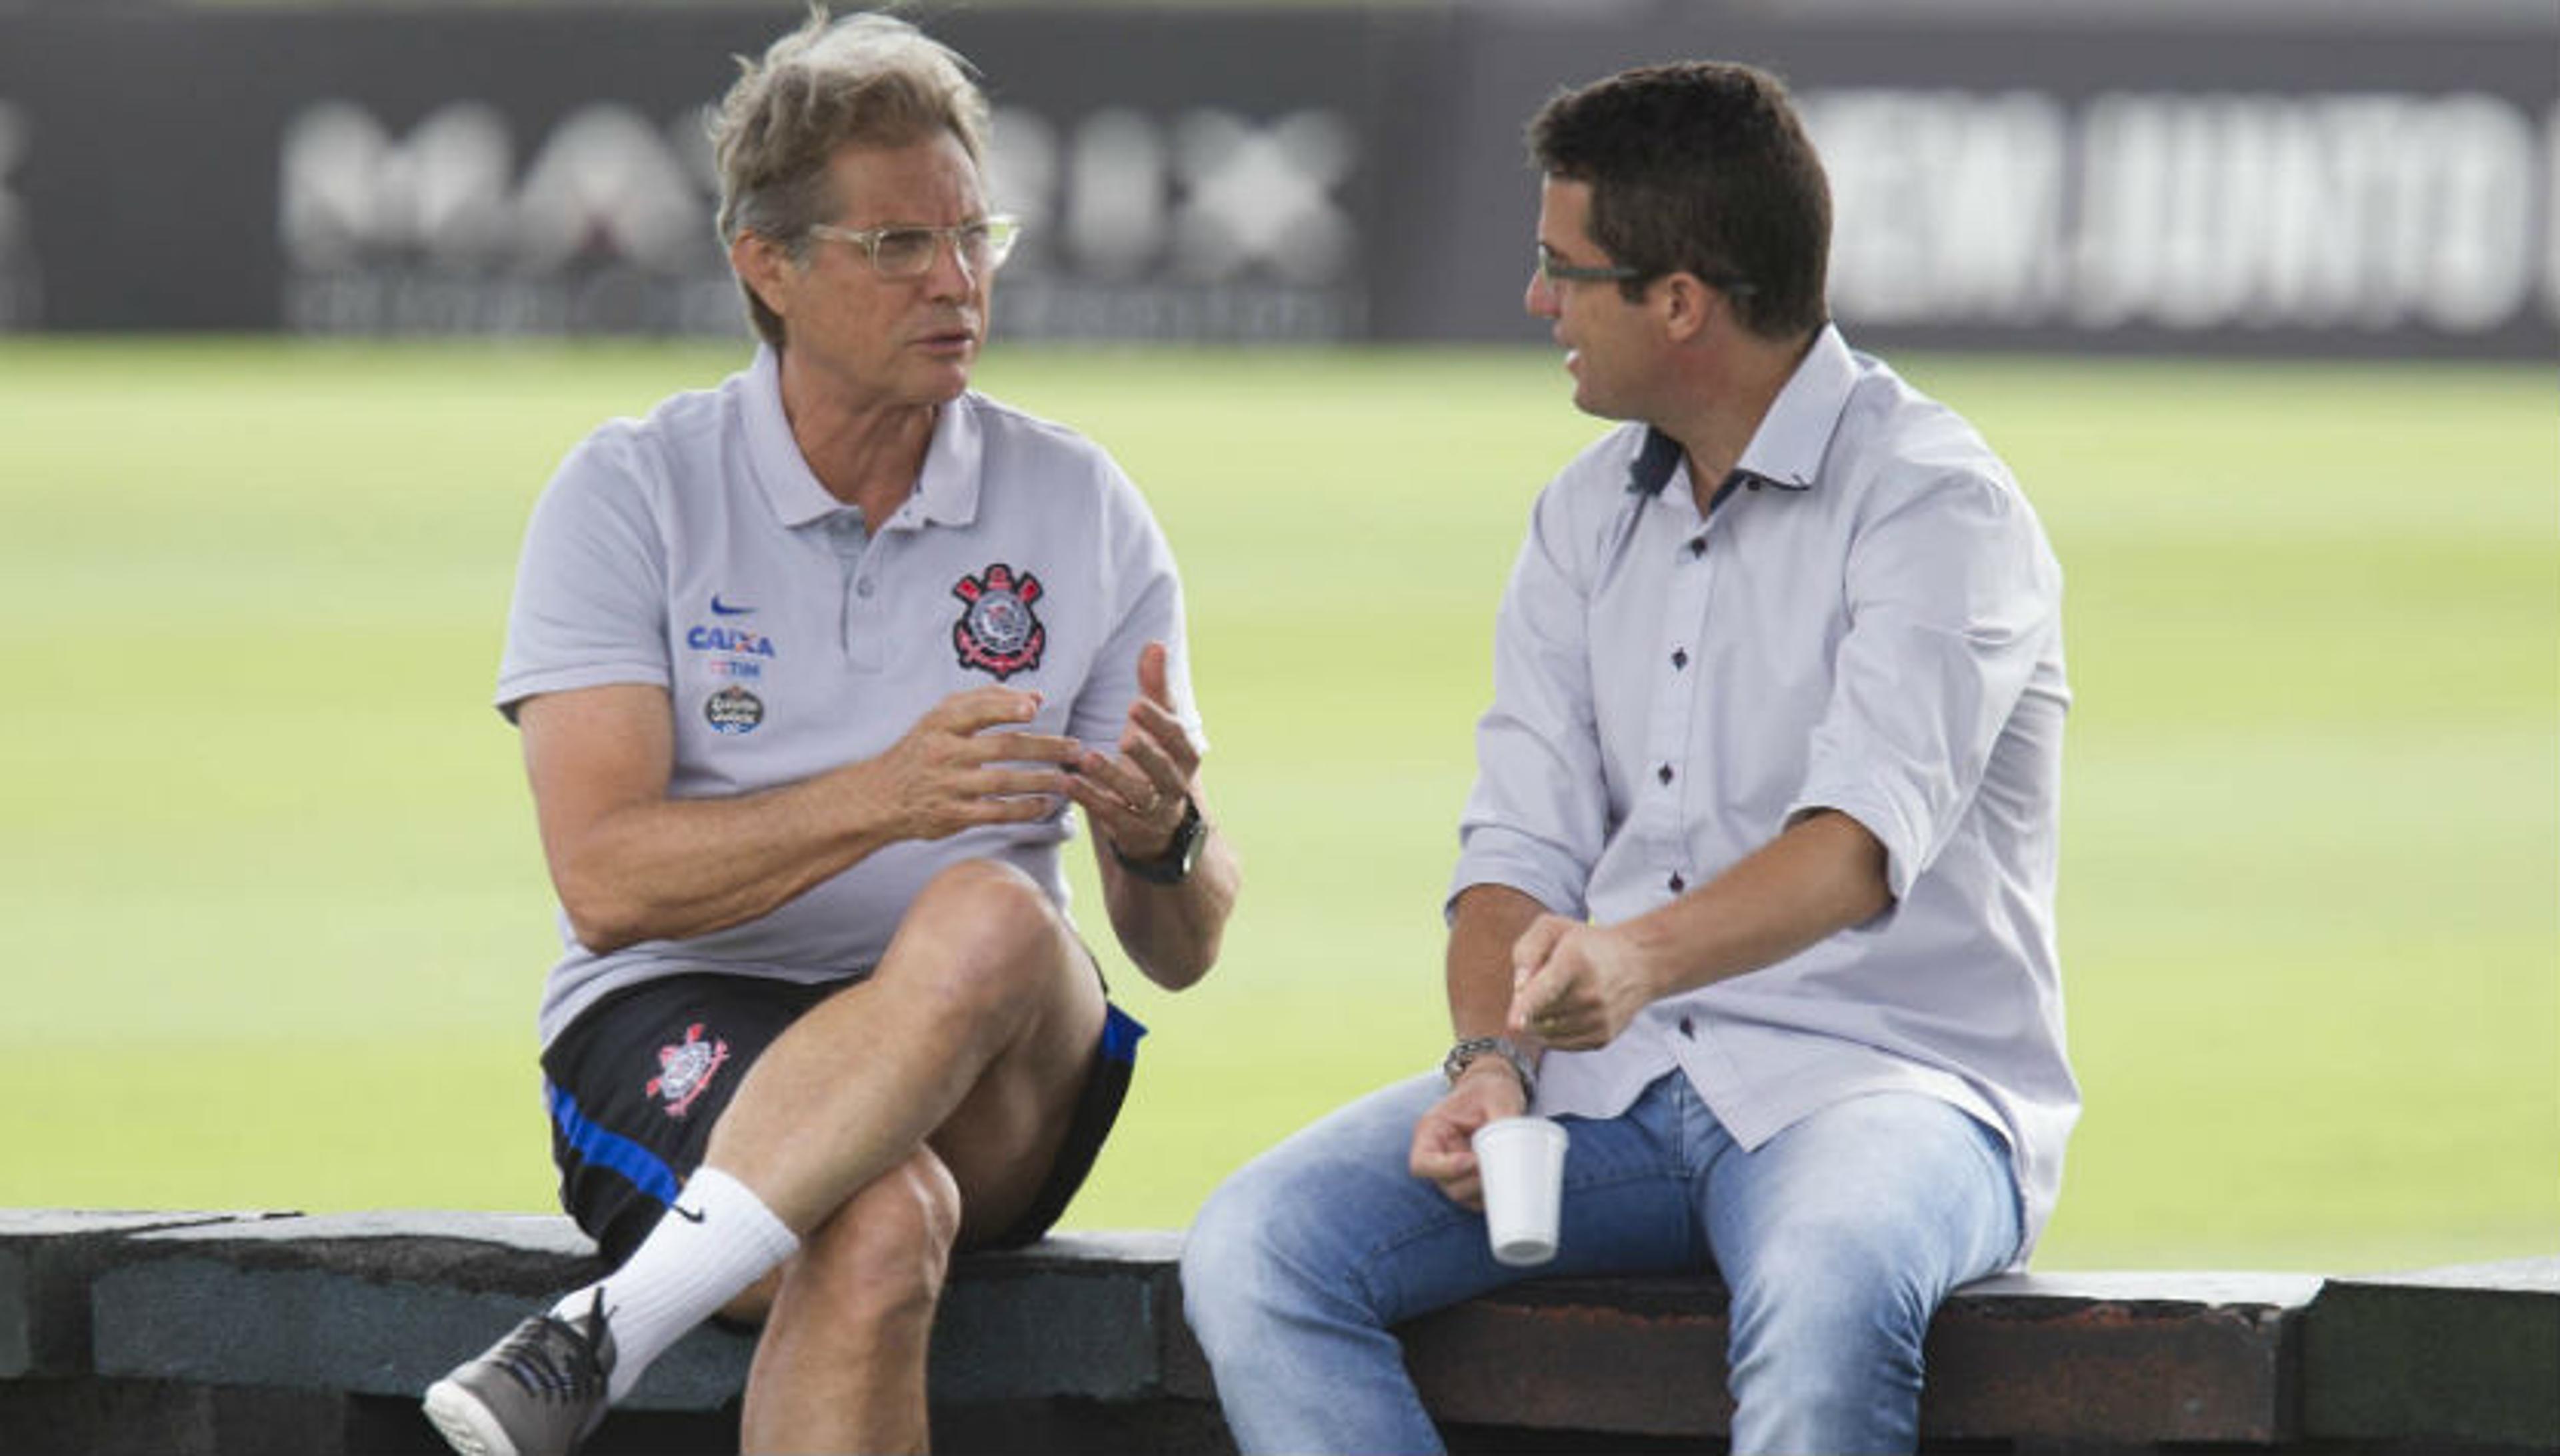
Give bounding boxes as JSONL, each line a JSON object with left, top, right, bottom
{"left": 743, "top": 345, "right": 840, "bottom": 529}
{"left": 1624, "top": 323, "right": 1857, "bottom": 501}
{"left": 909, "top": 391, "right": 983, "bottom": 529}
{"left": 1625, "top": 426, "right": 1686, "bottom": 498}
{"left": 1735, "top": 322, "right": 1855, "bottom": 491}
{"left": 741, "top": 343, "right": 983, "bottom": 531}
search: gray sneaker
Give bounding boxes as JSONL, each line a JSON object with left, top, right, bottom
{"left": 422, "top": 1289, "right": 616, "bottom": 1456}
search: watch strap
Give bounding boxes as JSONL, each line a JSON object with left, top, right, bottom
{"left": 1111, "top": 793, "right": 1203, "bottom": 885}
{"left": 1441, "top": 1035, "right": 1537, "bottom": 1103}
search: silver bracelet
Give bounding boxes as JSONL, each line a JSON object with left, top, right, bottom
{"left": 1441, "top": 1035, "right": 1536, "bottom": 1103}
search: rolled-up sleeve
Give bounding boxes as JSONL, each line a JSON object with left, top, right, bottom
{"left": 1450, "top": 483, "right": 1615, "bottom": 921}
{"left": 1789, "top": 468, "right": 2061, "bottom": 900}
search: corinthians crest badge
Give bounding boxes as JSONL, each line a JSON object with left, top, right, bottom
{"left": 647, "top": 1022, "right": 731, "bottom": 1119}
{"left": 951, "top": 563, "right": 1046, "bottom": 680}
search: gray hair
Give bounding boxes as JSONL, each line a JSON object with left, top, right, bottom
{"left": 709, "top": 7, "right": 990, "bottom": 345}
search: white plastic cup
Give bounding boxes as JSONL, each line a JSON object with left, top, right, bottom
{"left": 1471, "top": 1116, "right": 1569, "bottom": 1267}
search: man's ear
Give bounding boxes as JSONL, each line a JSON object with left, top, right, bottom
{"left": 1657, "top": 271, "right": 1717, "bottom": 344}
{"left": 730, "top": 230, "right": 793, "bottom": 324}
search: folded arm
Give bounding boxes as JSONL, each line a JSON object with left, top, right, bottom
{"left": 519, "top": 681, "right": 1081, "bottom": 955}
{"left": 1507, "top": 808, "right": 1889, "bottom": 1049}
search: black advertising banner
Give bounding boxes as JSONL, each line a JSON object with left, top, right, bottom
{"left": 0, "top": 3, "right": 2551, "bottom": 358}
{"left": 1418, "top": 7, "right": 2560, "bottom": 359}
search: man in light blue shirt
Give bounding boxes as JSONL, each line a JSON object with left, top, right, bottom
{"left": 1183, "top": 59, "right": 2075, "bottom": 1454}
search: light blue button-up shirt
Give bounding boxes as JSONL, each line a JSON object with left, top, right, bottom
{"left": 1451, "top": 325, "right": 2078, "bottom": 1261}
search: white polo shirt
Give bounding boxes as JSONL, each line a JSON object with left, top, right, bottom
{"left": 1452, "top": 325, "right": 2078, "bottom": 1262}
{"left": 499, "top": 345, "right": 1197, "bottom": 1047}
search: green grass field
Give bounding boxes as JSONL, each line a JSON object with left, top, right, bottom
{"left": 3, "top": 337, "right": 2551, "bottom": 1275}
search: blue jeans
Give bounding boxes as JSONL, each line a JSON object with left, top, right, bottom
{"left": 1181, "top": 1072, "right": 2021, "bottom": 1455}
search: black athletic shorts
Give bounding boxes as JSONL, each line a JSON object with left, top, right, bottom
{"left": 539, "top": 969, "right": 1145, "bottom": 1267}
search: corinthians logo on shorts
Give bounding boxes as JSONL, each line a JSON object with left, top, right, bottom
{"left": 647, "top": 1022, "right": 731, "bottom": 1119}
{"left": 951, "top": 563, "right": 1046, "bottom": 681}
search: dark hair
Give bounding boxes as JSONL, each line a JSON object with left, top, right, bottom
{"left": 1527, "top": 61, "right": 1829, "bottom": 340}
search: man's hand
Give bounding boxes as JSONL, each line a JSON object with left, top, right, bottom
{"left": 1505, "top": 917, "right": 1661, "bottom": 1051}
{"left": 1064, "top": 642, "right": 1201, "bottom": 861}
{"left": 1409, "top": 1061, "right": 1529, "bottom": 1210}
{"left": 875, "top": 687, "right": 1083, "bottom": 841}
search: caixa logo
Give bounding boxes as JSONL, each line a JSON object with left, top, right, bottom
{"left": 277, "top": 99, "right": 733, "bottom": 335}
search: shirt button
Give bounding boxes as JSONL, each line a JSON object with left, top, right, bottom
{"left": 856, "top": 579, "right": 876, "bottom": 598}
{"left": 1688, "top": 537, "right": 1707, "bottom": 558}
{"left": 1657, "top": 763, "right": 1674, "bottom": 785}
{"left": 1668, "top": 872, "right": 1686, "bottom": 893}
{"left": 1678, "top": 1016, "right": 1695, "bottom": 1039}
{"left": 1671, "top": 649, "right": 1689, "bottom": 669}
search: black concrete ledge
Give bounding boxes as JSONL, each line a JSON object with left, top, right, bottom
{"left": 2303, "top": 1255, "right": 2560, "bottom": 1451}
{"left": 1, "top": 1210, "right": 244, "bottom": 1381}
{"left": 4, "top": 1208, "right": 2553, "bottom": 1455}
{"left": 3, "top": 1211, "right": 1218, "bottom": 1455}
{"left": 59, "top": 1213, "right": 1204, "bottom": 1413}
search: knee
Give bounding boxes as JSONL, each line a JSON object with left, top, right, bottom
{"left": 1182, "top": 1153, "right": 1367, "bottom": 1348}
{"left": 1181, "top": 1172, "right": 1282, "bottom": 1350}
{"left": 1727, "top": 1221, "right": 1933, "bottom": 1385}
{"left": 909, "top": 857, "right": 1057, "bottom": 940}
{"left": 792, "top": 1149, "right": 963, "bottom": 1328}
{"left": 1724, "top": 1225, "right": 1939, "bottom": 1453}
{"left": 1183, "top": 1082, "right": 1451, "bottom": 1346}
{"left": 894, "top": 859, "right": 1071, "bottom": 1006}
{"left": 1182, "top": 1167, "right": 1273, "bottom": 1293}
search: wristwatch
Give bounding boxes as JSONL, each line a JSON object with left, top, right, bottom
{"left": 1112, "top": 793, "right": 1205, "bottom": 885}
{"left": 1441, "top": 1035, "right": 1537, "bottom": 1102}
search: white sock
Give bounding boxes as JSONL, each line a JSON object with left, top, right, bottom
{"left": 551, "top": 1165, "right": 801, "bottom": 1404}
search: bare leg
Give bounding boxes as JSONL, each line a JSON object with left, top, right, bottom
{"left": 737, "top": 1148, "right": 961, "bottom": 1454}
{"left": 705, "top": 858, "right": 1105, "bottom": 1231}
{"left": 710, "top": 858, "right": 1109, "bottom": 1449}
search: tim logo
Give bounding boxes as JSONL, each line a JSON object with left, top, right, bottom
{"left": 951, "top": 563, "right": 1047, "bottom": 681}
{"left": 646, "top": 1023, "right": 730, "bottom": 1120}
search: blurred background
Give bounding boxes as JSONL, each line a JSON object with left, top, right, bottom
{"left": 2, "top": 0, "right": 2553, "bottom": 1277}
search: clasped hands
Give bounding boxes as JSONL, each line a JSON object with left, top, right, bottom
{"left": 877, "top": 641, "right": 1195, "bottom": 862}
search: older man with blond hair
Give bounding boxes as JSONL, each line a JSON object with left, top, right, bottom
{"left": 422, "top": 13, "right": 1237, "bottom": 1455}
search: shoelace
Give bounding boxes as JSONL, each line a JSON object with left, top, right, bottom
{"left": 493, "top": 1290, "right": 608, "bottom": 1402}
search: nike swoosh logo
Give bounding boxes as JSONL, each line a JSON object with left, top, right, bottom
{"left": 670, "top": 1203, "right": 707, "bottom": 1224}
{"left": 709, "top": 596, "right": 755, "bottom": 616}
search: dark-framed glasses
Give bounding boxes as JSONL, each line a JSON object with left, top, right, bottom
{"left": 1536, "top": 243, "right": 1649, "bottom": 286}
{"left": 1534, "top": 242, "right": 1759, "bottom": 299}
{"left": 807, "top": 215, "right": 1022, "bottom": 279}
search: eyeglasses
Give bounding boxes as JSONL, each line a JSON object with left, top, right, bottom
{"left": 805, "top": 216, "right": 1022, "bottom": 279}
{"left": 1535, "top": 243, "right": 1759, "bottom": 299}
{"left": 1536, "top": 243, "right": 1650, "bottom": 287}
